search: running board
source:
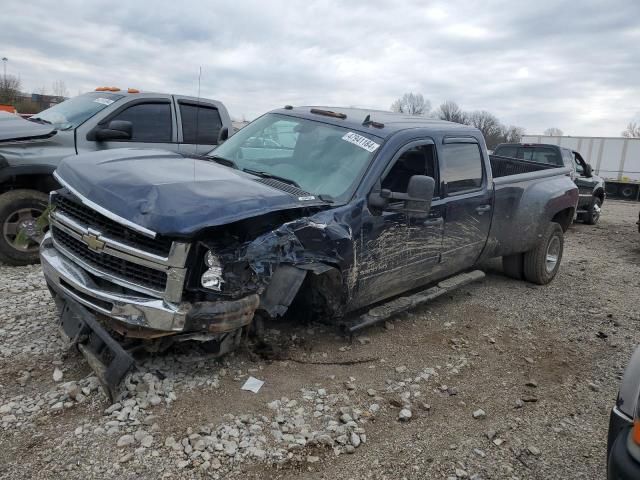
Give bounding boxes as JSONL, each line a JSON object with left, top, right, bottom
{"left": 342, "top": 270, "right": 485, "bottom": 335}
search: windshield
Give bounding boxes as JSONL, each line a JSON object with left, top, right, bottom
{"left": 210, "top": 113, "right": 380, "bottom": 202}
{"left": 29, "top": 92, "right": 124, "bottom": 130}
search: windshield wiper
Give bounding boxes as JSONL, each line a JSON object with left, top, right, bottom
{"left": 242, "top": 168, "right": 301, "bottom": 188}
{"left": 206, "top": 155, "right": 238, "bottom": 169}
{"left": 27, "top": 117, "right": 52, "bottom": 125}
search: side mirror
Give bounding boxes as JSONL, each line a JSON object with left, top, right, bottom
{"left": 95, "top": 120, "right": 132, "bottom": 141}
{"left": 217, "top": 127, "right": 229, "bottom": 144}
{"left": 584, "top": 163, "right": 593, "bottom": 177}
{"left": 370, "top": 175, "right": 435, "bottom": 215}
{"left": 405, "top": 175, "right": 435, "bottom": 214}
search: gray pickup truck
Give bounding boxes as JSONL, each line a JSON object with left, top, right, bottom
{"left": 494, "top": 143, "right": 606, "bottom": 225}
{"left": 39, "top": 106, "right": 579, "bottom": 398}
{"left": 0, "top": 89, "right": 232, "bottom": 265}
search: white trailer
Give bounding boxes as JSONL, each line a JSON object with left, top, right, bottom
{"left": 521, "top": 135, "right": 640, "bottom": 201}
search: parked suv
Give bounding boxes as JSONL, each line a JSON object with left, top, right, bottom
{"left": 0, "top": 88, "right": 232, "bottom": 265}
{"left": 494, "top": 143, "right": 605, "bottom": 224}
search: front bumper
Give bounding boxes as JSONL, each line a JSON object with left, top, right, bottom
{"left": 40, "top": 232, "right": 259, "bottom": 337}
{"left": 608, "top": 426, "right": 640, "bottom": 480}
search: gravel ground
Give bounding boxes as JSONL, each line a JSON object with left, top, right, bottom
{"left": 0, "top": 200, "right": 639, "bottom": 479}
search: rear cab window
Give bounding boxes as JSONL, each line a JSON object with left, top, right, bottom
{"left": 493, "top": 145, "right": 518, "bottom": 158}
{"left": 441, "top": 141, "right": 484, "bottom": 195}
{"left": 519, "top": 146, "right": 562, "bottom": 166}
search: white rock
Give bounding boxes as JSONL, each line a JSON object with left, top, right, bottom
{"left": 528, "top": 445, "right": 541, "bottom": 456}
{"left": 398, "top": 409, "right": 412, "bottom": 421}
{"left": 117, "top": 434, "right": 135, "bottom": 447}
{"left": 472, "top": 409, "right": 486, "bottom": 419}
{"left": 53, "top": 368, "right": 63, "bottom": 382}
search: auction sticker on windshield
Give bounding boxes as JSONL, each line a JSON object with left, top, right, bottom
{"left": 93, "top": 98, "right": 115, "bottom": 106}
{"left": 342, "top": 132, "right": 380, "bottom": 153}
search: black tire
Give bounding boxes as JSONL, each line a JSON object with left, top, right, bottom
{"left": 502, "top": 253, "right": 524, "bottom": 280}
{"left": 0, "top": 189, "right": 50, "bottom": 266}
{"left": 523, "top": 222, "right": 564, "bottom": 285}
{"left": 584, "top": 197, "right": 602, "bottom": 225}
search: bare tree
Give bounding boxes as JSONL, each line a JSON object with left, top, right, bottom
{"left": 390, "top": 93, "right": 430, "bottom": 115}
{"left": 0, "top": 74, "right": 21, "bottom": 105}
{"left": 543, "top": 127, "right": 563, "bottom": 136}
{"left": 468, "top": 110, "right": 504, "bottom": 148}
{"left": 51, "top": 80, "right": 69, "bottom": 98}
{"left": 35, "top": 85, "right": 47, "bottom": 96}
{"left": 622, "top": 122, "right": 640, "bottom": 138}
{"left": 501, "top": 125, "right": 525, "bottom": 143}
{"left": 435, "top": 100, "right": 468, "bottom": 124}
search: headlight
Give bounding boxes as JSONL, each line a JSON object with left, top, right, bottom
{"left": 201, "top": 250, "right": 224, "bottom": 291}
{"left": 204, "top": 250, "right": 221, "bottom": 268}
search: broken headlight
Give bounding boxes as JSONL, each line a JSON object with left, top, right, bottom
{"left": 201, "top": 250, "right": 224, "bottom": 291}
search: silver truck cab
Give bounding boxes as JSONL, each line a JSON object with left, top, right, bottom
{"left": 0, "top": 88, "right": 232, "bottom": 265}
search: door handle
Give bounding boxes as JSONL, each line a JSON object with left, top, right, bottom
{"left": 475, "top": 205, "right": 491, "bottom": 215}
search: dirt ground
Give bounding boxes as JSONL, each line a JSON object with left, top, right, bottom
{"left": 1, "top": 200, "right": 639, "bottom": 479}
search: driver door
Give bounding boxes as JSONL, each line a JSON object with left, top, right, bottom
{"left": 351, "top": 140, "right": 444, "bottom": 309}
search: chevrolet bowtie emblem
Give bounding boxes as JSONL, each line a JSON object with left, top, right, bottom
{"left": 82, "top": 232, "right": 105, "bottom": 252}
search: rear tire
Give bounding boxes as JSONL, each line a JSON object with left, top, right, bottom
{"left": 523, "top": 222, "right": 564, "bottom": 285}
{"left": 584, "top": 197, "right": 602, "bottom": 225}
{"left": 0, "top": 190, "right": 50, "bottom": 266}
{"left": 502, "top": 253, "right": 524, "bottom": 280}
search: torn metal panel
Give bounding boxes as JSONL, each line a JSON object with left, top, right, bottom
{"left": 59, "top": 298, "right": 134, "bottom": 403}
{"left": 259, "top": 265, "right": 307, "bottom": 317}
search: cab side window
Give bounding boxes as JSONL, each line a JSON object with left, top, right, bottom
{"left": 180, "top": 103, "right": 222, "bottom": 144}
{"left": 110, "top": 102, "right": 172, "bottom": 142}
{"left": 381, "top": 144, "right": 438, "bottom": 196}
{"left": 441, "top": 143, "right": 483, "bottom": 195}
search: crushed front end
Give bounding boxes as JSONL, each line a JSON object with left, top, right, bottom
{"left": 40, "top": 189, "right": 261, "bottom": 400}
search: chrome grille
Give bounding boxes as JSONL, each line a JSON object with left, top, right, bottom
{"left": 52, "top": 226, "right": 168, "bottom": 292}
{"left": 52, "top": 195, "right": 173, "bottom": 257}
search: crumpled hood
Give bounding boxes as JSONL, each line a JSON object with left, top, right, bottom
{"left": 55, "top": 148, "right": 325, "bottom": 237}
{"left": 0, "top": 111, "right": 56, "bottom": 142}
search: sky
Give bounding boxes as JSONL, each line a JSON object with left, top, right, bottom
{"left": 1, "top": 0, "right": 639, "bottom": 136}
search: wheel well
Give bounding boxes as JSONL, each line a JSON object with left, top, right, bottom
{"left": 287, "top": 267, "right": 345, "bottom": 323}
{"left": 552, "top": 207, "right": 574, "bottom": 232}
{"left": 0, "top": 174, "right": 59, "bottom": 195}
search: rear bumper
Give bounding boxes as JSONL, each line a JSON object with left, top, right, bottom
{"left": 40, "top": 232, "right": 259, "bottom": 337}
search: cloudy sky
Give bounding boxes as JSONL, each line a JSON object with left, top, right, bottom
{"left": 1, "top": 0, "right": 639, "bottom": 136}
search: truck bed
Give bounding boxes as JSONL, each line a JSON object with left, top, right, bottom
{"left": 489, "top": 154, "right": 558, "bottom": 178}
{"left": 478, "top": 158, "right": 577, "bottom": 262}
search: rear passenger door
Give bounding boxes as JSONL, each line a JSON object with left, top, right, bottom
{"left": 176, "top": 100, "right": 224, "bottom": 155}
{"left": 439, "top": 138, "right": 492, "bottom": 271}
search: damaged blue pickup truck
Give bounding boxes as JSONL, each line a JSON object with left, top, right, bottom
{"left": 40, "top": 106, "right": 578, "bottom": 398}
